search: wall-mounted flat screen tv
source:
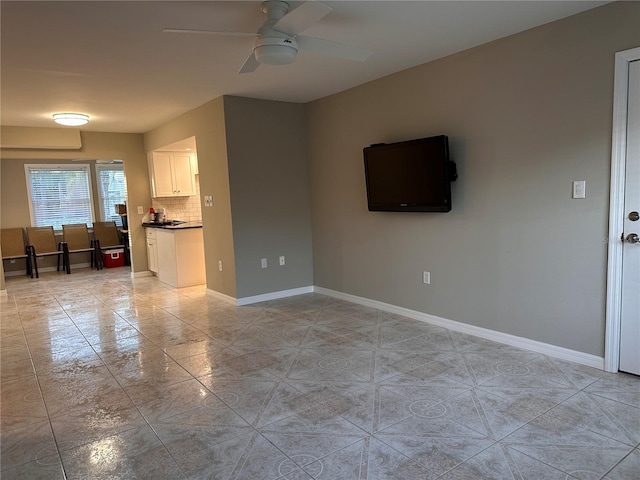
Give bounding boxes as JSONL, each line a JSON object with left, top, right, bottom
{"left": 363, "top": 135, "right": 457, "bottom": 212}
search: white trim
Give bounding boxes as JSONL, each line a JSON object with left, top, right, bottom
{"left": 206, "top": 288, "right": 237, "bottom": 304}
{"left": 205, "top": 285, "right": 315, "bottom": 306}
{"left": 605, "top": 47, "right": 640, "bottom": 373}
{"left": 315, "top": 287, "right": 605, "bottom": 370}
{"left": 236, "top": 286, "right": 314, "bottom": 306}
{"left": 132, "top": 270, "right": 153, "bottom": 278}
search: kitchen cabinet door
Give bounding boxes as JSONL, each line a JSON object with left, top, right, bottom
{"left": 156, "top": 228, "right": 205, "bottom": 287}
{"left": 171, "top": 152, "right": 196, "bottom": 196}
{"left": 146, "top": 228, "right": 158, "bottom": 273}
{"left": 149, "top": 152, "right": 196, "bottom": 197}
{"left": 150, "top": 152, "right": 175, "bottom": 197}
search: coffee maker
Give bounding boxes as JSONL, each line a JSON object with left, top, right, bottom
{"left": 154, "top": 208, "right": 166, "bottom": 223}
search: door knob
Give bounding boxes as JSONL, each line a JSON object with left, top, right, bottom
{"left": 625, "top": 233, "right": 640, "bottom": 244}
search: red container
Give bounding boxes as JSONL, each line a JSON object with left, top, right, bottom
{"left": 103, "top": 248, "right": 125, "bottom": 268}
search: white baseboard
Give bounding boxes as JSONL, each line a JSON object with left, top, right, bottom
{"left": 206, "top": 285, "right": 315, "bottom": 306}
{"left": 236, "top": 286, "right": 314, "bottom": 306}
{"left": 132, "top": 270, "right": 154, "bottom": 278}
{"left": 206, "top": 288, "right": 237, "bottom": 304}
{"left": 314, "top": 286, "right": 605, "bottom": 370}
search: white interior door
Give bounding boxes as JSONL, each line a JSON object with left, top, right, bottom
{"left": 619, "top": 59, "right": 640, "bottom": 375}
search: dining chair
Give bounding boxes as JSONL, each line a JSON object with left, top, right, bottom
{"left": 62, "top": 223, "right": 101, "bottom": 272}
{"left": 26, "top": 226, "right": 67, "bottom": 278}
{"left": 1, "top": 228, "right": 34, "bottom": 278}
{"left": 92, "top": 221, "right": 129, "bottom": 267}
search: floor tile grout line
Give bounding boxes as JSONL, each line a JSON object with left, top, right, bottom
{"left": 16, "top": 300, "right": 70, "bottom": 479}
{"left": 496, "top": 442, "right": 527, "bottom": 480}
{"left": 358, "top": 435, "right": 371, "bottom": 480}
{"left": 277, "top": 433, "right": 369, "bottom": 475}
{"left": 89, "top": 346, "right": 195, "bottom": 479}
{"left": 227, "top": 430, "right": 262, "bottom": 480}
{"left": 371, "top": 428, "right": 472, "bottom": 478}
{"left": 4, "top": 270, "right": 640, "bottom": 479}
{"left": 544, "top": 389, "right": 640, "bottom": 448}
{"left": 58, "top": 292, "right": 195, "bottom": 478}
{"left": 585, "top": 389, "right": 640, "bottom": 409}
{"left": 602, "top": 447, "right": 640, "bottom": 478}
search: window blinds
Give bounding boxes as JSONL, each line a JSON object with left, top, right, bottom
{"left": 96, "top": 166, "right": 127, "bottom": 226}
{"left": 27, "top": 166, "right": 94, "bottom": 230}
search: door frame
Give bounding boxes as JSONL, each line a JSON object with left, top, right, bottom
{"left": 605, "top": 47, "right": 640, "bottom": 373}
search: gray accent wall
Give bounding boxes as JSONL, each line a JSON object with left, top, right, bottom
{"left": 224, "top": 96, "right": 313, "bottom": 298}
{"left": 308, "top": 2, "right": 640, "bottom": 357}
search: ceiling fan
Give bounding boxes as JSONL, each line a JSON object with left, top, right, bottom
{"left": 164, "top": 0, "right": 371, "bottom": 73}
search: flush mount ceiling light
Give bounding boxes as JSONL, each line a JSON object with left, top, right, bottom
{"left": 53, "top": 113, "right": 89, "bottom": 126}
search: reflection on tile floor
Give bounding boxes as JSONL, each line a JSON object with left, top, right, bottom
{"left": 1, "top": 268, "right": 639, "bottom": 479}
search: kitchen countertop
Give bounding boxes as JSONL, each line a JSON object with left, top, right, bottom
{"left": 142, "top": 221, "right": 203, "bottom": 230}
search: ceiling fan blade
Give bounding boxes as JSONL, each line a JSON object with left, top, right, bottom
{"left": 273, "top": 1, "right": 332, "bottom": 36}
{"left": 239, "top": 52, "right": 261, "bottom": 74}
{"left": 296, "top": 35, "right": 371, "bottom": 62}
{"left": 163, "top": 28, "right": 255, "bottom": 37}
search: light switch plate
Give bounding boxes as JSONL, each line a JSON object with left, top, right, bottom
{"left": 572, "top": 181, "right": 586, "bottom": 199}
{"left": 204, "top": 195, "right": 213, "bottom": 207}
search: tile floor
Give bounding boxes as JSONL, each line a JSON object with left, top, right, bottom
{"left": 1, "top": 268, "right": 639, "bottom": 480}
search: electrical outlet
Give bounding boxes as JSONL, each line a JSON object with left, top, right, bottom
{"left": 279, "top": 256, "right": 285, "bottom": 266}
{"left": 261, "top": 258, "right": 268, "bottom": 269}
{"left": 204, "top": 195, "right": 214, "bottom": 207}
{"left": 423, "top": 271, "right": 431, "bottom": 284}
{"left": 218, "top": 260, "right": 223, "bottom": 272}
{"left": 137, "top": 206, "right": 144, "bottom": 215}
{"left": 572, "top": 181, "right": 586, "bottom": 199}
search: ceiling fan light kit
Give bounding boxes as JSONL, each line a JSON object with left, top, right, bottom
{"left": 53, "top": 113, "right": 89, "bottom": 126}
{"left": 164, "top": 0, "right": 371, "bottom": 74}
{"left": 254, "top": 37, "right": 298, "bottom": 65}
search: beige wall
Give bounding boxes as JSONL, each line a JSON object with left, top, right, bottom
{"left": 308, "top": 2, "right": 640, "bottom": 357}
{"left": 144, "top": 96, "right": 237, "bottom": 297}
{"left": 1, "top": 130, "right": 149, "bottom": 273}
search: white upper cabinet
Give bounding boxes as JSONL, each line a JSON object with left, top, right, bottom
{"left": 149, "top": 151, "right": 196, "bottom": 197}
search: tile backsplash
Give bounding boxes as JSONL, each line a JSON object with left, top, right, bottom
{"left": 152, "top": 175, "right": 202, "bottom": 223}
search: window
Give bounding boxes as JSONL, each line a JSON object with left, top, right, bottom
{"left": 25, "top": 165, "right": 95, "bottom": 230}
{"left": 96, "top": 164, "right": 127, "bottom": 227}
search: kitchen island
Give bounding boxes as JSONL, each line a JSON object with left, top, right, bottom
{"left": 144, "top": 222, "right": 205, "bottom": 287}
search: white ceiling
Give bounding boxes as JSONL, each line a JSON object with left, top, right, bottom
{"left": 1, "top": 1, "right": 607, "bottom": 134}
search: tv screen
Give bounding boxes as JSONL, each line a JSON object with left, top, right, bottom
{"left": 363, "top": 135, "right": 457, "bottom": 212}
